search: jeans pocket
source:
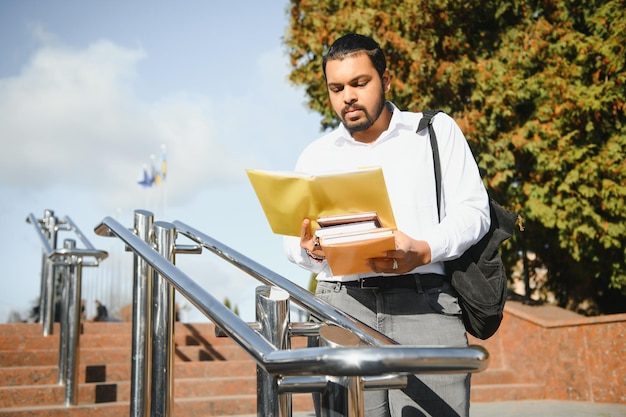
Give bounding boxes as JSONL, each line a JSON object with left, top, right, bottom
{"left": 426, "top": 287, "right": 462, "bottom": 316}
{"left": 315, "top": 281, "right": 339, "bottom": 300}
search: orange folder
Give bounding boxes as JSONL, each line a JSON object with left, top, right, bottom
{"left": 321, "top": 228, "right": 395, "bottom": 276}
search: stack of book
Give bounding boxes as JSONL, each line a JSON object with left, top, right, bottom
{"left": 315, "top": 212, "right": 394, "bottom": 275}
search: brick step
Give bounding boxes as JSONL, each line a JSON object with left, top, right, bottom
{"left": 174, "top": 393, "right": 315, "bottom": 416}
{"left": 1, "top": 360, "right": 257, "bottom": 386}
{"left": 0, "top": 393, "right": 315, "bottom": 417}
{"left": 0, "top": 383, "right": 103, "bottom": 409}
{"left": 471, "top": 368, "right": 519, "bottom": 385}
{"left": 0, "top": 375, "right": 262, "bottom": 408}
{"left": 0, "top": 322, "right": 211, "bottom": 336}
{"left": 0, "top": 334, "right": 60, "bottom": 351}
{"left": 0, "top": 344, "right": 254, "bottom": 368}
{"left": 2, "top": 381, "right": 541, "bottom": 414}
{"left": 0, "top": 335, "right": 133, "bottom": 351}
{"left": 175, "top": 345, "right": 252, "bottom": 362}
{"left": 0, "top": 331, "right": 253, "bottom": 352}
{"left": 1, "top": 373, "right": 539, "bottom": 409}
{"left": 0, "top": 323, "right": 307, "bottom": 353}
{"left": 2, "top": 364, "right": 525, "bottom": 394}
{"left": 0, "top": 321, "right": 309, "bottom": 337}
{"left": 470, "top": 383, "right": 545, "bottom": 402}
{"left": 0, "top": 330, "right": 242, "bottom": 350}
{"left": 115, "top": 376, "right": 257, "bottom": 402}
{"left": 0, "top": 323, "right": 126, "bottom": 338}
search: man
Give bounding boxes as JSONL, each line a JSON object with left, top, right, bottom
{"left": 284, "top": 33, "right": 490, "bottom": 416}
{"left": 92, "top": 300, "right": 108, "bottom": 322}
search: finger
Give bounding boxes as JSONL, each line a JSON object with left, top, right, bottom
{"left": 368, "top": 257, "right": 399, "bottom": 273}
{"left": 300, "top": 219, "right": 311, "bottom": 239}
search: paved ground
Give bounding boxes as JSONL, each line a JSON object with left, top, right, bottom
{"left": 240, "top": 400, "right": 626, "bottom": 417}
{"left": 470, "top": 400, "right": 626, "bottom": 417}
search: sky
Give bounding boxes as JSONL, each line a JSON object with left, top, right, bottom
{"left": 0, "top": 1, "right": 326, "bottom": 323}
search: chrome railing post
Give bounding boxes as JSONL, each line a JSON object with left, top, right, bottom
{"left": 28, "top": 211, "right": 109, "bottom": 407}
{"left": 42, "top": 210, "right": 59, "bottom": 336}
{"left": 130, "top": 210, "right": 154, "bottom": 417}
{"left": 318, "top": 326, "right": 364, "bottom": 417}
{"left": 57, "top": 239, "right": 76, "bottom": 386}
{"left": 38, "top": 210, "right": 52, "bottom": 326}
{"left": 151, "top": 221, "right": 176, "bottom": 417}
{"left": 256, "top": 286, "right": 291, "bottom": 417}
{"left": 64, "top": 250, "right": 83, "bottom": 406}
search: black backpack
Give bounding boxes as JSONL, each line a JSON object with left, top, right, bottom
{"left": 417, "top": 110, "right": 521, "bottom": 340}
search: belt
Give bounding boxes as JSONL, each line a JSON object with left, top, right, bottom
{"left": 341, "top": 273, "right": 447, "bottom": 291}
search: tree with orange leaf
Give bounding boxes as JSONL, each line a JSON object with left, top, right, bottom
{"left": 285, "top": 0, "right": 626, "bottom": 313}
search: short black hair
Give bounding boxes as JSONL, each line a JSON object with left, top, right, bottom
{"left": 322, "top": 33, "right": 387, "bottom": 80}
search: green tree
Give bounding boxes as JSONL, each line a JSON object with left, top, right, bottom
{"left": 223, "top": 297, "right": 240, "bottom": 316}
{"left": 285, "top": 0, "right": 626, "bottom": 313}
{"left": 308, "top": 272, "right": 318, "bottom": 293}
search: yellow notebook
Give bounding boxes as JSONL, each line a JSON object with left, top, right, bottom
{"left": 246, "top": 167, "right": 397, "bottom": 236}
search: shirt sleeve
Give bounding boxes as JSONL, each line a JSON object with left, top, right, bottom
{"left": 421, "top": 113, "right": 491, "bottom": 263}
{"left": 283, "top": 235, "right": 328, "bottom": 274}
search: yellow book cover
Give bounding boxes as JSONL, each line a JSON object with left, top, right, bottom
{"left": 246, "top": 167, "right": 397, "bottom": 236}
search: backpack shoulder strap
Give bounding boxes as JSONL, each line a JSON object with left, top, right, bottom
{"left": 417, "top": 109, "right": 441, "bottom": 134}
{"left": 416, "top": 109, "right": 443, "bottom": 221}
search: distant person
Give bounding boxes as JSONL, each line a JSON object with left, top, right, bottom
{"left": 81, "top": 299, "right": 86, "bottom": 321}
{"left": 29, "top": 303, "right": 40, "bottom": 323}
{"left": 91, "top": 300, "right": 108, "bottom": 322}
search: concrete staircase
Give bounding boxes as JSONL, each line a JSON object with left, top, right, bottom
{"left": 0, "top": 321, "right": 543, "bottom": 416}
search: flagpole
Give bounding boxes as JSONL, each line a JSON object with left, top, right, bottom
{"left": 160, "top": 144, "right": 167, "bottom": 219}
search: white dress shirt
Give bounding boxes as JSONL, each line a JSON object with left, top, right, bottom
{"left": 284, "top": 103, "right": 490, "bottom": 282}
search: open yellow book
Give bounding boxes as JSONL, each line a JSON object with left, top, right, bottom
{"left": 246, "top": 167, "right": 397, "bottom": 237}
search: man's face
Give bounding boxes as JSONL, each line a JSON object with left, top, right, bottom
{"left": 325, "top": 52, "right": 389, "bottom": 134}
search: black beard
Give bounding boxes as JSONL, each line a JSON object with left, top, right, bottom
{"left": 342, "top": 96, "right": 386, "bottom": 134}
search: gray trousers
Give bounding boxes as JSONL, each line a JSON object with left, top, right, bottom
{"left": 314, "top": 280, "right": 470, "bottom": 417}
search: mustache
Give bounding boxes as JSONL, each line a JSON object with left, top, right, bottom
{"left": 342, "top": 104, "right": 365, "bottom": 116}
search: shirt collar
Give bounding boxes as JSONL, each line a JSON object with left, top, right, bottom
{"left": 334, "top": 102, "right": 414, "bottom": 145}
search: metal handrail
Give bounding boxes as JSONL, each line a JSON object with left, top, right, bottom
{"left": 27, "top": 213, "right": 108, "bottom": 264}
{"left": 26, "top": 213, "right": 55, "bottom": 255}
{"left": 95, "top": 215, "right": 488, "bottom": 376}
{"left": 95, "top": 211, "right": 489, "bottom": 416}
{"left": 26, "top": 210, "right": 108, "bottom": 406}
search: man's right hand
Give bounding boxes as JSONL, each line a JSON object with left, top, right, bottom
{"left": 300, "top": 219, "right": 325, "bottom": 258}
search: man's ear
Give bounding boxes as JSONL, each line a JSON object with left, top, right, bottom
{"left": 382, "top": 69, "right": 391, "bottom": 93}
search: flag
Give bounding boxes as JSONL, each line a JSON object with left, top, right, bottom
{"left": 137, "top": 145, "right": 167, "bottom": 188}
{"left": 137, "top": 164, "right": 154, "bottom": 188}
{"left": 160, "top": 145, "right": 167, "bottom": 181}
{"left": 151, "top": 154, "right": 161, "bottom": 186}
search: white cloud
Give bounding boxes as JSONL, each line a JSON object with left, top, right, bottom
{"left": 0, "top": 38, "right": 251, "bottom": 211}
